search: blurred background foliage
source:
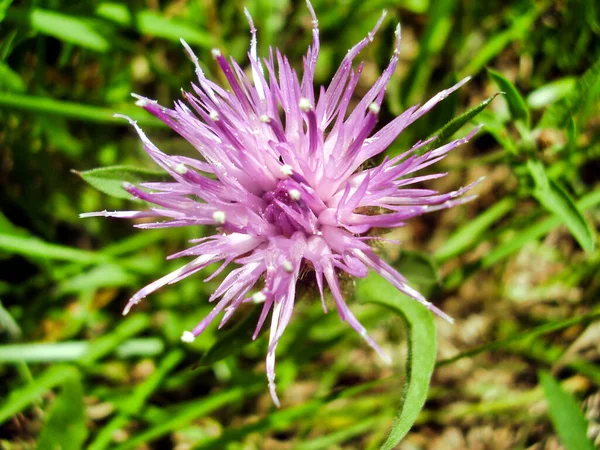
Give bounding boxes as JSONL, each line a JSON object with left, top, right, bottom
{"left": 0, "top": 0, "right": 599, "bottom": 448}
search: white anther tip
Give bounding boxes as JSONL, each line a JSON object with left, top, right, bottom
{"left": 299, "top": 97, "right": 312, "bottom": 112}
{"left": 368, "top": 102, "right": 380, "bottom": 114}
{"left": 259, "top": 114, "right": 271, "bottom": 123}
{"left": 289, "top": 189, "right": 301, "bottom": 201}
{"left": 181, "top": 331, "right": 196, "bottom": 343}
{"left": 252, "top": 291, "right": 267, "bottom": 304}
{"left": 175, "top": 163, "right": 188, "bottom": 175}
{"left": 212, "top": 210, "right": 226, "bottom": 224}
{"left": 280, "top": 164, "right": 293, "bottom": 176}
{"left": 282, "top": 261, "right": 294, "bottom": 273}
{"left": 211, "top": 48, "right": 222, "bottom": 58}
{"left": 209, "top": 111, "right": 220, "bottom": 121}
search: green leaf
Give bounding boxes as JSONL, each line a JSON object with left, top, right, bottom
{"left": 0, "top": 62, "right": 25, "bottom": 92}
{"left": 527, "top": 77, "right": 576, "bottom": 109}
{"left": 79, "top": 314, "right": 151, "bottom": 367}
{"left": 37, "top": 373, "right": 88, "bottom": 450}
{"left": 400, "top": 0, "right": 458, "bottom": 105}
{"left": 6, "top": 8, "right": 111, "bottom": 52}
{"left": 0, "top": 365, "right": 79, "bottom": 425}
{"left": 487, "top": 68, "right": 530, "bottom": 126}
{"left": 199, "top": 306, "right": 264, "bottom": 366}
{"left": 482, "top": 188, "right": 600, "bottom": 267}
{"left": 539, "top": 371, "right": 596, "bottom": 450}
{"left": 460, "top": 7, "right": 541, "bottom": 78}
{"left": 75, "top": 165, "right": 168, "bottom": 200}
{"left": 423, "top": 93, "right": 500, "bottom": 152}
{"left": 0, "top": 232, "right": 110, "bottom": 264}
{"left": 0, "top": 92, "right": 165, "bottom": 127}
{"left": 56, "top": 264, "right": 138, "bottom": 295}
{"left": 435, "top": 197, "right": 516, "bottom": 262}
{"left": 527, "top": 160, "right": 595, "bottom": 252}
{"left": 95, "top": 3, "right": 216, "bottom": 48}
{"left": 539, "top": 57, "right": 600, "bottom": 129}
{"left": 0, "top": 338, "right": 163, "bottom": 363}
{"left": 356, "top": 273, "right": 437, "bottom": 449}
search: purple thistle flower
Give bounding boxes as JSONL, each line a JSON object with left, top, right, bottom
{"left": 82, "top": 3, "right": 480, "bottom": 406}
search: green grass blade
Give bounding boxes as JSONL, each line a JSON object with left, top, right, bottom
{"left": 527, "top": 77, "right": 576, "bottom": 109}
{"left": 434, "top": 197, "right": 515, "bottom": 262}
{"left": 482, "top": 188, "right": 600, "bottom": 267}
{"left": 539, "top": 57, "right": 600, "bottom": 129}
{"left": 439, "top": 309, "right": 600, "bottom": 367}
{"left": 0, "top": 365, "right": 79, "bottom": 425}
{"left": 527, "top": 160, "right": 595, "bottom": 252}
{"left": 0, "top": 92, "right": 164, "bottom": 127}
{"left": 95, "top": 3, "right": 216, "bottom": 48}
{"left": 37, "top": 373, "right": 87, "bottom": 450}
{"left": 6, "top": 8, "right": 111, "bottom": 52}
{"left": 112, "top": 386, "right": 259, "bottom": 450}
{"left": 0, "top": 232, "right": 110, "bottom": 264}
{"left": 487, "top": 68, "right": 530, "bottom": 126}
{"left": 79, "top": 314, "right": 151, "bottom": 367}
{"left": 539, "top": 371, "right": 595, "bottom": 450}
{"left": 356, "top": 273, "right": 437, "bottom": 449}
{"left": 460, "top": 7, "right": 541, "bottom": 77}
{"left": 0, "top": 338, "right": 163, "bottom": 363}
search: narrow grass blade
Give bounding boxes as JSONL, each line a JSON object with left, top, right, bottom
{"left": 6, "top": 8, "right": 111, "bottom": 52}
{"left": 435, "top": 197, "right": 515, "bottom": 262}
{"left": 527, "top": 77, "right": 576, "bottom": 109}
{"left": 0, "top": 365, "right": 79, "bottom": 424}
{"left": 0, "top": 338, "right": 163, "bottom": 363}
{"left": 95, "top": 3, "right": 216, "bottom": 48}
{"left": 37, "top": 374, "right": 87, "bottom": 450}
{"left": 539, "top": 371, "right": 595, "bottom": 450}
{"left": 79, "top": 314, "right": 151, "bottom": 367}
{"left": 482, "top": 188, "right": 600, "bottom": 267}
{"left": 0, "top": 232, "right": 110, "bottom": 264}
{"left": 527, "top": 160, "right": 595, "bottom": 252}
{"left": 539, "top": 57, "right": 600, "bottom": 129}
{"left": 356, "top": 273, "right": 437, "bottom": 449}
{"left": 0, "top": 92, "right": 164, "bottom": 127}
{"left": 487, "top": 68, "right": 530, "bottom": 126}
{"left": 460, "top": 7, "right": 541, "bottom": 77}
{"left": 439, "top": 309, "right": 600, "bottom": 366}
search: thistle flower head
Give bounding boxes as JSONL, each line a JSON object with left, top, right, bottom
{"left": 82, "top": 2, "right": 480, "bottom": 406}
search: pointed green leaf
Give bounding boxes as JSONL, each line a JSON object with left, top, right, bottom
{"left": 37, "top": 374, "right": 88, "bottom": 450}
{"left": 539, "top": 57, "right": 600, "bottom": 129}
{"left": 527, "top": 77, "right": 576, "bottom": 109}
{"left": 356, "top": 272, "right": 437, "bottom": 449}
{"left": 422, "top": 93, "right": 500, "bottom": 153}
{"left": 95, "top": 3, "right": 216, "bottom": 48}
{"left": 0, "top": 365, "right": 79, "bottom": 425}
{"left": 539, "top": 371, "right": 595, "bottom": 450}
{"left": 75, "top": 165, "right": 168, "bottom": 200}
{"left": 527, "top": 160, "right": 595, "bottom": 252}
{"left": 6, "top": 8, "right": 112, "bottom": 52}
{"left": 435, "top": 197, "right": 516, "bottom": 262}
{"left": 487, "top": 68, "right": 530, "bottom": 126}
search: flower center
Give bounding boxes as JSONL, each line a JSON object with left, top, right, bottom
{"left": 262, "top": 179, "right": 306, "bottom": 238}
